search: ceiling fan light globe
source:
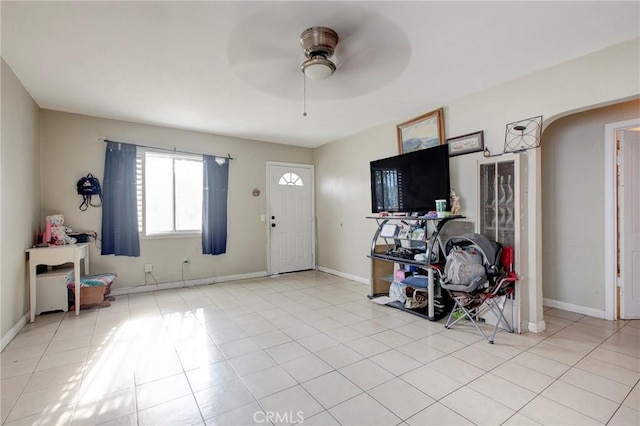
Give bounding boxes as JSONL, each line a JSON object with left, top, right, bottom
{"left": 301, "top": 57, "right": 336, "bottom": 80}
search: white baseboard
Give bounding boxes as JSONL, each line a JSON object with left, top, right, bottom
{"left": 528, "top": 320, "right": 547, "bottom": 333}
{"left": 215, "top": 271, "right": 268, "bottom": 283}
{"left": 2, "top": 312, "right": 29, "bottom": 351}
{"left": 316, "top": 266, "right": 368, "bottom": 285}
{"left": 543, "top": 298, "right": 606, "bottom": 319}
{"left": 112, "top": 271, "right": 268, "bottom": 296}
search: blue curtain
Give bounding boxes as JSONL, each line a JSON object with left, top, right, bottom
{"left": 202, "top": 155, "right": 229, "bottom": 255}
{"left": 101, "top": 142, "right": 140, "bottom": 256}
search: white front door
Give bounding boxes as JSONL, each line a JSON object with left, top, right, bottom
{"left": 620, "top": 129, "right": 640, "bottom": 319}
{"left": 267, "top": 163, "right": 314, "bottom": 275}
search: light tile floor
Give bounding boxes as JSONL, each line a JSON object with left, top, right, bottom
{"left": 1, "top": 271, "right": 639, "bottom": 425}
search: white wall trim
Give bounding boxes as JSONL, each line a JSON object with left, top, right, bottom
{"left": 111, "top": 271, "right": 268, "bottom": 296}
{"left": 604, "top": 118, "right": 640, "bottom": 320}
{"left": 1, "top": 312, "right": 29, "bottom": 351}
{"left": 317, "top": 266, "right": 368, "bottom": 286}
{"left": 527, "top": 320, "right": 547, "bottom": 333}
{"left": 215, "top": 271, "right": 268, "bottom": 283}
{"left": 543, "top": 297, "right": 606, "bottom": 319}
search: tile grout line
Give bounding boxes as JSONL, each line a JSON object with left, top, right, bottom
{"left": 3, "top": 310, "right": 85, "bottom": 425}
{"left": 508, "top": 313, "right": 636, "bottom": 425}
{"left": 5, "top": 273, "right": 638, "bottom": 426}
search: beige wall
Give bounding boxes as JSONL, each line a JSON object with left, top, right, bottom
{"left": 39, "top": 110, "right": 313, "bottom": 289}
{"left": 314, "top": 123, "right": 395, "bottom": 280}
{"left": 542, "top": 99, "right": 640, "bottom": 312}
{"left": 1, "top": 59, "right": 41, "bottom": 340}
{"left": 314, "top": 38, "right": 640, "bottom": 326}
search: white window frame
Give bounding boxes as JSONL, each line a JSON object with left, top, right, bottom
{"left": 137, "top": 147, "right": 203, "bottom": 238}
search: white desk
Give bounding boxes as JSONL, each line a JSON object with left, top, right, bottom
{"left": 26, "top": 243, "right": 90, "bottom": 322}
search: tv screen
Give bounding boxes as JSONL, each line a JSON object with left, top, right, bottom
{"left": 370, "top": 144, "right": 451, "bottom": 214}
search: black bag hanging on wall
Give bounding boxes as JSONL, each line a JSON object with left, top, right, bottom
{"left": 77, "top": 173, "right": 103, "bottom": 211}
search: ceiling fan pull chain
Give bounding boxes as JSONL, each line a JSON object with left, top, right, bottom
{"left": 303, "top": 73, "right": 307, "bottom": 117}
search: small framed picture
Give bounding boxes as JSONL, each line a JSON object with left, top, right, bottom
{"left": 447, "top": 131, "right": 484, "bottom": 157}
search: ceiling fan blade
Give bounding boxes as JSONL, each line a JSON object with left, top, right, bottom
{"left": 228, "top": 35, "right": 297, "bottom": 66}
{"left": 226, "top": 2, "right": 411, "bottom": 101}
{"left": 232, "top": 58, "right": 302, "bottom": 99}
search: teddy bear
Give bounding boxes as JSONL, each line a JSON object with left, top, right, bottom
{"left": 46, "top": 214, "right": 77, "bottom": 245}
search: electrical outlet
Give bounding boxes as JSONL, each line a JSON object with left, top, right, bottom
{"left": 144, "top": 263, "right": 153, "bottom": 273}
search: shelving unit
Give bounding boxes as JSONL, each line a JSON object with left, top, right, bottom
{"left": 367, "top": 215, "right": 464, "bottom": 321}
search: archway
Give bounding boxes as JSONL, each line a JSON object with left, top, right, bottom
{"left": 540, "top": 99, "right": 640, "bottom": 320}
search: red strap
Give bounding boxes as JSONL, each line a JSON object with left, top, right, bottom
{"left": 500, "top": 246, "right": 514, "bottom": 271}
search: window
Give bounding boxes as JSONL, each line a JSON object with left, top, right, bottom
{"left": 278, "top": 172, "right": 304, "bottom": 186}
{"left": 137, "top": 149, "right": 203, "bottom": 236}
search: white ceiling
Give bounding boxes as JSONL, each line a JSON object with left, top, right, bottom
{"left": 2, "top": 1, "right": 638, "bottom": 148}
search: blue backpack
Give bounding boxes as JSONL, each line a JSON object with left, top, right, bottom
{"left": 76, "top": 173, "right": 103, "bottom": 211}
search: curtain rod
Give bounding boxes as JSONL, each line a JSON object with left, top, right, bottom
{"left": 100, "top": 138, "right": 235, "bottom": 161}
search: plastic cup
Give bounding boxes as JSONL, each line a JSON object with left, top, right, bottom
{"left": 435, "top": 199, "right": 446, "bottom": 217}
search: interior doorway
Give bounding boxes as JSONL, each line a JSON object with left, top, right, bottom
{"left": 618, "top": 128, "right": 640, "bottom": 319}
{"left": 266, "top": 162, "right": 315, "bottom": 275}
{"left": 605, "top": 118, "right": 640, "bottom": 320}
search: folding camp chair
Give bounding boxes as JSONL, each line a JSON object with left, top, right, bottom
{"left": 443, "top": 244, "right": 517, "bottom": 344}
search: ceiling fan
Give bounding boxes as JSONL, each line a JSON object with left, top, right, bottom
{"left": 226, "top": 3, "right": 410, "bottom": 102}
{"left": 300, "top": 26, "right": 339, "bottom": 80}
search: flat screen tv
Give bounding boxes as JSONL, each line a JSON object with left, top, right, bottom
{"left": 370, "top": 144, "right": 450, "bottom": 214}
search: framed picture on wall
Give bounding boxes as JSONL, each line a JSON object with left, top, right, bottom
{"left": 447, "top": 131, "right": 484, "bottom": 156}
{"left": 397, "top": 108, "right": 444, "bottom": 154}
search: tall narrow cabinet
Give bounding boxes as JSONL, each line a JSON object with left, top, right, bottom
{"left": 477, "top": 153, "right": 527, "bottom": 333}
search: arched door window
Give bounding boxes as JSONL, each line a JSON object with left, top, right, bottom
{"left": 278, "top": 172, "right": 304, "bottom": 186}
